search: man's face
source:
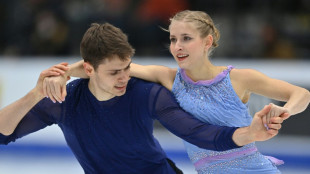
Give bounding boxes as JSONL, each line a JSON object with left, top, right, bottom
{"left": 87, "top": 56, "right": 131, "bottom": 101}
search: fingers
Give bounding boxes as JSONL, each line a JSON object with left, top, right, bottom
{"left": 43, "top": 78, "right": 59, "bottom": 103}
{"left": 41, "top": 62, "right": 69, "bottom": 78}
{"left": 266, "top": 103, "right": 277, "bottom": 124}
{"left": 53, "top": 62, "right": 69, "bottom": 74}
{"left": 280, "top": 113, "right": 290, "bottom": 120}
{"left": 266, "top": 108, "right": 270, "bottom": 125}
{"left": 266, "top": 116, "right": 283, "bottom": 133}
{"left": 58, "top": 62, "right": 69, "bottom": 66}
{"left": 256, "top": 104, "right": 271, "bottom": 118}
{"left": 43, "top": 76, "right": 68, "bottom": 103}
{"left": 43, "top": 62, "right": 69, "bottom": 77}
{"left": 266, "top": 129, "right": 279, "bottom": 136}
{"left": 267, "top": 122, "right": 282, "bottom": 130}
{"left": 40, "top": 70, "right": 62, "bottom": 79}
{"left": 43, "top": 78, "right": 47, "bottom": 97}
{"left": 262, "top": 115, "right": 267, "bottom": 126}
{"left": 48, "top": 67, "right": 66, "bottom": 75}
{"left": 61, "top": 85, "right": 67, "bottom": 101}
{"left": 269, "top": 105, "right": 274, "bottom": 124}
{"left": 50, "top": 80, "right": 63, "bottom": 103}
{"left": 270, "top": 116, "right": 283, "bottom": 124}
{"left": 41, "top": 62, "right": 69, "bottom": 103}
{"left": 266, "top": 103, "right": 291, "bottom": 125}
{"left": 46, "top": 79, "right": 57, "bottom": 103}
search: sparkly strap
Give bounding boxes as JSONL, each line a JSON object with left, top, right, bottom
{"left": 194, "top": 147, "right": 258, "bottom": 170}
{"left": 180, "top": 65, "right": 234, "bottom": 86}
{"left": 265, "top": 156, "right": 284, "bottom": 166}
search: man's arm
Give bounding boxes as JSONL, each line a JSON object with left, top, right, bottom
{"left": 0, "top": 88, "right": 43, "bottom": 135}
{"left": 151, "top": 85, "right": 284, "bottom": 151}
{"left": 232, "top": 104, "right": 285, "bottom": 146}
{"left": 0, "top": 63, "right": 67, "bottom": 135}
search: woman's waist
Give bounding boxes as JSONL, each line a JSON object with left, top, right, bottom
{"left": 186, "top": 142, "right": 258, "bottom": 162}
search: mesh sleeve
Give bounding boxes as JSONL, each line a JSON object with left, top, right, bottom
{"left": 149, "top": 85, "right": 240, "bottom": 151}
{"left": 0, "top": 98, "right": 61, "bottom": 145}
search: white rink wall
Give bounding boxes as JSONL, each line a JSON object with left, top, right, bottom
{"left": 1, "top": 57, "right": 310, "bottom": 107}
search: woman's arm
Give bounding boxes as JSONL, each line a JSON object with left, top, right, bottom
{"left": 231, "top": 69, "right": 310, "bottom": 117}
{"left": 43, "top": 61, "right": 178, "bottom": 102}
{"left": 67, "top": 60, "right": 88, "bottom": 78}
{"left": 130, "top": 63, "right": 176, "bottom": 90}
{"left": 62, "top": 60, "right": 177, "bottom": 90}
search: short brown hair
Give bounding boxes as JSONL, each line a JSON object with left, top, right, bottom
{"left": 80, "top": 23, "right": 135, "bottom": 70}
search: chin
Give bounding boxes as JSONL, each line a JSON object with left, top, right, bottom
{"left": 177, "top": 62, "right": 188, "bottom": 70}
{"left": 116, "top": 90, "right": 126, "bottom": 96}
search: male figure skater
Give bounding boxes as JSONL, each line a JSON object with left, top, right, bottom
{"left": 0, "top": 23, "right": 284, "bottom": 174}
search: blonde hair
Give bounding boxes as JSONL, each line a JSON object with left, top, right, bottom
{"left": 169, "top": 10, "right": 220, "bottom": 55}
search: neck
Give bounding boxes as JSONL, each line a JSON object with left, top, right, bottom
{"left": 184, "top": 60, "right": 218, "bottom": 82}
{"left": 88, "top": 80, "right": 115, "bottom": 101}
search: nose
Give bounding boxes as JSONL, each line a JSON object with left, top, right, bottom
{"left": 175, "top": 41, "right": 183, "bottom": 51}
{"left": 118, "top": 70, "right": 130, "bottom": 83}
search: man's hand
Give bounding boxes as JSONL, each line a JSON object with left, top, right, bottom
{"left": 36, "top": 62, "right": 69, "bottom": 98}
{"left": 264, "top": 103, "right": 290, "bottom": 125}
{"left": 233, "top": 104, "right": 287, "bottom": 146}
{"left": 42, "top": 63, "right": 70, "bottom": 103}
{"left": 250, "top": 104, "right": 287, "bottom": 142}
{"left": 0, "top": 62, "right": 69, "bottom": 135}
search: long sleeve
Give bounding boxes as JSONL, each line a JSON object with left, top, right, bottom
{"left": 149, "top": 84, "right": 240, "bottom": 151}
{"left": 0, "top": 98, "right": 60, "bottom": 145}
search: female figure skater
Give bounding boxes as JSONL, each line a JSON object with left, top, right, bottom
{"left": 44, "top": 10, "right": 310, "bottom": 173}
{"left": 130, "top": 10, "right": 310, "bottom": 173}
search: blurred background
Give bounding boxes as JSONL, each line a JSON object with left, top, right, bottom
{"left": 0, "top": 0, "right": 310, "bottom": 58}
{"left": 0, "top": 0, "right": 310, "bottom": 173}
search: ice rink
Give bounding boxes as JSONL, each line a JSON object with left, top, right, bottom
{"left": 0, "top": 127, "right": 310, "bottom": 174}
{"left": 0, "top": 58, "right": 310, "bottom": 173}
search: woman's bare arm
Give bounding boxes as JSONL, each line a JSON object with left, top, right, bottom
{"left": 231, "top": 68, "right": 310, "bottom": 120}
{"left": 130, "top": 63, "right": 176, "bottom": 90}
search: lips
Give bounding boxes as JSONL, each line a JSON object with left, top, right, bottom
{"left": 176, "top": 54, "right": 189, "bottom": 61}
{"left": 115, "top": 85, "right": 126, "bottom": 91}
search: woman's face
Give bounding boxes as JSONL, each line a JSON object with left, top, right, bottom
{"left": 169, "top": 20, "right": 209, "bottom": 70}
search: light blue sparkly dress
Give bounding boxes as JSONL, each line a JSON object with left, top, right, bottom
{"left": 172, "top": 66, "right": 283, "bottom": 174}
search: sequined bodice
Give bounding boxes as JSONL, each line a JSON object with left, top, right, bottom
{"left": 172, "top": 66, "right": 252, "bottom": 127}
{"left": 172, "top": 66, "right": 281, "bottom": 173}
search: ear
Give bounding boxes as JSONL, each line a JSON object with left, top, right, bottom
{"left": 83, "top": 62, "right": 94, "bottom": 76}
{"left": 204, "top": 35, "right": 213, "bottom": 51}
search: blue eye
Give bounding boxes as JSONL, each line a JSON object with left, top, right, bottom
{"left": 184, "top": 36, "right": 191, "bottom": 41}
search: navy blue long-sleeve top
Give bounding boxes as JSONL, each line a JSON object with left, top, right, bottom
{"left": 0, "top": 78, "right": 239, "bottom": 174}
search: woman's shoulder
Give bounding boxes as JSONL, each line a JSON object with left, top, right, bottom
{"left": 229, "top": 68, "right": 260, "bottom": 81}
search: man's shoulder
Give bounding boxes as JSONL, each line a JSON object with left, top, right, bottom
{"left": 127, "top": 78, "right": 170, "bottom": 100}
{"left": 67, "top": 78, "right": 87, "bottom": 86}
{"left": 128, "top": 78, "right": 163, "bottom": 90}
{"left": 66, "top": 78, "right": 88, "bottom": 94}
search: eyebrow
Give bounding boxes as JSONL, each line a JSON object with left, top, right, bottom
{"left": 107, "top": 61, "right": 132, "bottom": 72}
{"left": 170, "top": 33, "right": 191, "bottom": 37}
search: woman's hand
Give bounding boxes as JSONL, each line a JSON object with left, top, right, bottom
{"left": 263, "top": 103, "right": 290, "bottom": 129}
